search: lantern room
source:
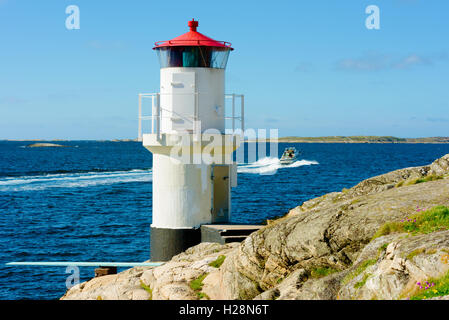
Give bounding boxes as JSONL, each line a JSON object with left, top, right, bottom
{"left": 153, "top": 19, "right": 233, "bottom": 69}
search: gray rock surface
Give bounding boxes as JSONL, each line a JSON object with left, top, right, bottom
{"left": 61, "top": 154, "right": 449, "bottom": 300}
{"left": 62, "top": 242, "right": 238, "bottom": 300}
{"left": 338, "top": 231, "right": 449, "bottom": 300}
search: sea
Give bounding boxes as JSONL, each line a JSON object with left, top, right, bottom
{"left": 1, "top": 140, "right": 449, "bottom": 300}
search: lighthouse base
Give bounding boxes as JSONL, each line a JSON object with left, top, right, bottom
{"left": 150, "top": 226, "right": 201, "bottom": 262}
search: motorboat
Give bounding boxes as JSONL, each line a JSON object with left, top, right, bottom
{"left": 280, "top": 147, "right": 298, "bottom": 165}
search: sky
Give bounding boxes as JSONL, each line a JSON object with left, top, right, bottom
{"left": 0, "top": 0, "right": 448, "bottom": 139}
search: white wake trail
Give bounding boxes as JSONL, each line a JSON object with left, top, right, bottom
{"left": 0, "top": 169, "right": 153, "bottom": 192}
{"left": 0, "top": 157, "right": 319, "bottom": 191}
{"left": 237, "top": 157, "right": 319, "bottom": 175}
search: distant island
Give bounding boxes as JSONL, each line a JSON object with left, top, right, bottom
{"left": 254, "top": 136, "right": 449, "bottom": 143}
{"left": 26, "top": 143, "right": 69, "bottom": 148}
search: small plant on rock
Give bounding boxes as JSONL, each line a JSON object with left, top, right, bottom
{"left": 310, "top": 266, "right": 338, "bottom": 279}
{"left": 208, "top": 255, "right": 226, "bottom": 268}
{"left": 409, "top": 271, "right": 449, "bottom": 300}
{"left": 372, "top": 206, "right": 449, "bottom": 239}
{"left": 190, "top": 273, "right": 210, "bottom": 299}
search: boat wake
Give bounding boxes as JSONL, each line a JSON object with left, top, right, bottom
{"left": 237, "top": 157, "right": 319, "bottom": 175}
{"left": 0, "top": 157, "right": 319, "bottom": 191}
{"left": 0, "top": 169, "right": 153, "bottom": 192}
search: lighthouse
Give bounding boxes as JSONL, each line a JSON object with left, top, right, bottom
{"left": 139, "top": 19, "right": 244, "bottom": 261}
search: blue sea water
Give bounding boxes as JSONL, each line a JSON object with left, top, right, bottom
{"left": 1, "top": 140, "right": 449, "bottom": 300}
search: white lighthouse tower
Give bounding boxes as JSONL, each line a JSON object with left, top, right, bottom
{"left": 139, "top": 19, "right": 244, "bottom": 261}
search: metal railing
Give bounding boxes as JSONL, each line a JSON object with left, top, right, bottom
{"left": 225, "top": 93, "right": 245, "bottom": 134}
{"left": 138, "top": 93, "right": 244, "bottom": 141}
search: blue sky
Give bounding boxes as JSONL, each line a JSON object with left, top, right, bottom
{"left": 0, "top": 0, "right": 448, "bottom": 139}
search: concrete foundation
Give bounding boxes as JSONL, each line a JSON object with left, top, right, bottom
{"left": 150, "top": 226, "right": 201, "bottom": 261}
{"left": 201, "top": 224, "right": 263, "bottom": 244}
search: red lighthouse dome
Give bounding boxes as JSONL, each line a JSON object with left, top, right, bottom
{"left": 153, "top": 19, "right": 233, "bottom": 50}
{"left": 153, "top": 19, "right": 233, "bottom": 69}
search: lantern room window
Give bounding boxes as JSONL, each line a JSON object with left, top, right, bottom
{"left": 156, "top": 46, "right": 230, "bottom": 69}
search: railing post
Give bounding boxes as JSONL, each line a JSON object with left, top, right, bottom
{"left": 138, "top": 94, "right": 142, "bottom": 142}
{"left": 194, "top": 92, "right": 200, "bottom": 141}
{"left": 241, "top": 95, "right": 244, "bottom": 133}
{"left": 156, "top": 93, "right": 160, "bottom": 138}
{"left": 195, "top": 92, "right": 198, "bottom": 133}
{"left": 232, "top": 94, "right": 235, "bottom": 132}
{"left": 151, "top": 94, "right": 155, "bottom": 134}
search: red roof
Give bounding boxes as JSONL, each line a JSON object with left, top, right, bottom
{"left": 153, "top": 19, "right": 233, "bottom": 50}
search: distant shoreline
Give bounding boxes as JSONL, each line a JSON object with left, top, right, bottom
{"left": 248, "top": 136, "right": 449, "bottom": 144}
{"left": 2, "top": 136, "right": 449, "bottom": 144}
{"left": 255, "top": 141, "right": 449, "bottom": 144}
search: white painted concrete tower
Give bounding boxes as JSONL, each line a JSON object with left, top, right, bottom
{"left": 140, "top": 19, "right": 243, "bottom": 261}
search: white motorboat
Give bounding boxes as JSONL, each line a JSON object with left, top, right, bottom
{"left": 280, "top": 147, "right": 298, "bottom": 165}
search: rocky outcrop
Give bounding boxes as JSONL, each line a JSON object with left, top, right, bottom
{"left": 26, "top": 143, "right": 68, "bottom": 148}
{"left": 251, "top": 231, "right": 449, "bottom": 300}
{"left": 62, "top": 243, "right": 238, "bottom": 300}
{"left": 287, "top": 154, "right": 449, "bottom": 217}
{"left": 430, "top": 154, "right": 449, "bottom": 176}
{"left": 61, "top": 154, "right": 449, "bottom": 300}
{"left": 61, "top": 266, "right": 152, "bottom": 300}
{"left": 142, "top": 242, "right": 238, "bottom": 300}
{"left": 338, "top": 231, "right": 449, "bottom": 300}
